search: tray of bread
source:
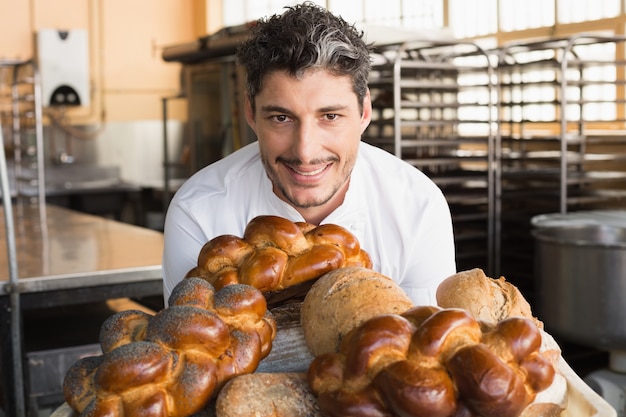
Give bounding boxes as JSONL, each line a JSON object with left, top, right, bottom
{"left": 53, "top": 216, "right": 616, "bottom": 417}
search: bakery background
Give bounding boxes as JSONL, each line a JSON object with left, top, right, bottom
{"left": 1, "top": 0, "right": 626, "bottom": 416}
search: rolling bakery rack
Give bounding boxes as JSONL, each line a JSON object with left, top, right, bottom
{"left": 362, "top": 34, "right": 626, "bottom": 303}
{"left": 495, "top": 34, "right": 626, "bottom": 296}
{"left": 363, "top": 39, "right": 497, "bottom": 276}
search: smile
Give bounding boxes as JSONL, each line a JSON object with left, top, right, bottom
{"left": 291, "top": 165, "right": 329, "bottom": 176}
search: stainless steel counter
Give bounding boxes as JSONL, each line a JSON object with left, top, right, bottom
{"left": 0, "top": 204, "right": 165, "bottom": 416}
{"left": 0, "top": 204, "right": 163, "bottom": 294}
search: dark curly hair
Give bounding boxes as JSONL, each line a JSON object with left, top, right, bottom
{"left": 236, "top": 2, "right": 372, "bottom": 113}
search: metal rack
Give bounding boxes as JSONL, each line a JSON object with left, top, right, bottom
{"left": 495, "top": 34, "right": 626, "bottom": 295}
{"left": 159, "top": 58, "right": 255, "bottom": 220}
{"left": 363, "top": 39, "right": 497, "bottom": 275}
{"left": 0, "top": 61, "right": 45, "bottom": 416}
{"left": 0, "top": 59, "right": 46, "bottom": 208}
{"left": 1, "top": 58, "right": 46, "bottom": 417}
{"left": 160, "top": 24, "right": 256, "bottom": 218}
{"left": 1, "top": 125, "right": 26, "bottom": 417}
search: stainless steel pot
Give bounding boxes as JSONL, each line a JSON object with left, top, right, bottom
{"left": 532, "top": 211, "right": 626, "bottom": 352}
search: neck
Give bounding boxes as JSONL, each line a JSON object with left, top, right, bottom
{"left": 298, "top": 207, "right": 333, "bottom": 226}
{"left": 277, "top": 183, "right": 348, "bottom": 226}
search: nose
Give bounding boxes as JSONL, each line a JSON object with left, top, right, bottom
{"left": 291, "top": 119, "right": 320, "bottom": 163}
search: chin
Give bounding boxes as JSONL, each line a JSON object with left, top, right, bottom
{"left": 287, "top": 192, "right": 331, "bottom": 209}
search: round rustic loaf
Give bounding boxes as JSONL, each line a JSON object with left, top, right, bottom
{"left": 436, "top": 268, "right": 542, "bottom": 328}
{"left": 301, "top": 267, "right": 414, "bottom": 357}
{"left": 215, "top": 373, "right": 324, "bottom": 417}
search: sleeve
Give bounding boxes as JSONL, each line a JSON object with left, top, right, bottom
{"left": 400, "top": 190, "right": 457, "bottom": 307}
{"left": 161, "top": 200, "right": 208, "bottom": 306}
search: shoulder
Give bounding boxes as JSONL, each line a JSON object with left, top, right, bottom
{"left": 357, "top": 142, "right": 443, "bottom": 195}
{"left": 164, "top": 143, "right": 265, "bottom": 243}
{"left": 174, "top": 142, "right": 262, "bottom": 204}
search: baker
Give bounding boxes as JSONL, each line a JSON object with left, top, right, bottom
{"left": 161, "top": 1, "right": 456, "bottom": 306}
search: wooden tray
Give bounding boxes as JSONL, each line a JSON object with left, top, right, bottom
{"left": 51, "top": 303, "right": 616, "bottom": 417}
{"left": 49, "top": 359, "right": 617, "bottom": 417}
{"left": 558, "top": 357, "right": 617, "bottom": 417}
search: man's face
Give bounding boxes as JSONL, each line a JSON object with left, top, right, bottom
{"left": 245, "top": 69, "right": 372, "bottom": 220}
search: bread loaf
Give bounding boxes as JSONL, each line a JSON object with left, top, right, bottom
{"left": 436, "top": 268, "right": 542, "bottom": 328}
{"left": 307, "top": 306, "right": 559, "bottom": 417}
{"left": 215, "top": 373, "right": 324, "bottom": 417}
{"left": 436, "top": 268, "right": 564, "bottom": 366}
{"left": 63, "top": 278, "right": 277, "bottom": 417}
{"left": 186, "top": 215, "right": 372, "bottom": 293}
{"left": 301, "top": 267, "right": 414, "bottom": 357}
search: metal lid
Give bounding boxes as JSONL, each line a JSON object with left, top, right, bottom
{"left": 531, "top": 210, "right": 626, "bottom": 248}
{"left": 532, "top": 210, "right": 626, "bottom": 229}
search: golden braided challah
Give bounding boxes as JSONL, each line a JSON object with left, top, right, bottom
{"left": 185, "top": 215, "right": 372, "bottom": 292}
{"left": 63, "top": 277, "right": 277, "bottom": 417}
{"left": 307, "top": 306, "right": 557, "bottom": 417}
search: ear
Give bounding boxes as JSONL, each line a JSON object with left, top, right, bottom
{"left": 244, "top": 96, "right": 256, "bottom": 131}
{"left": 360, "top": 89, "right": 373, "bottom": 134}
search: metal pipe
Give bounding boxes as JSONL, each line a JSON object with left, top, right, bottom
{"left": 32, "top": 60, "right": 47, "bottom": 209}
{"left": 162, "top": 97, "right": 170, "bottom": 214}
{"left": 0, "top": 119, "right": 26, "bottom": 416}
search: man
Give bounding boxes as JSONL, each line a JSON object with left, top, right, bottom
{"left": 162, "top": 2, "right": 456, "bottom": 305}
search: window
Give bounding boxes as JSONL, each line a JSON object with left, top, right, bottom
{"left": 449, "top": 0, "right": 498, "bottom": 38}
{"left": 222, "top": 0, "right": 319, "bottom": 27}
{"left": 499, "top": 0, "right": 555, "bottom": 32}
{"left": 223, "top": 0, "right": 443, "bottom": 31}
{"left": 557, "top": 0, "right": 620, "bottom": 24}
{"left": 223, "top": 0, "right": 626, "bottom": 41}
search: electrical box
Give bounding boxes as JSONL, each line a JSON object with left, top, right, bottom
{"left": 36, "top": 29, "right": 90, "bottom": 107}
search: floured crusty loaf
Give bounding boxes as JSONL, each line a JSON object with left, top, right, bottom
{"left": 301, "top": 267, "right": 414, "bottom": 357}
{"left": 436, "top": 268, "right": 543, "bottom": 328}
{"left": 215, "top": 373, "right": 324, "bottom": 417}
{"left": 63, "top": 278, "right": 277, "bottom": 417}
{"left": 308, "top": 305, "right": 560, "bottom": 417}
{"left": 435, "top": 268, "right": 564, "bottom": 362}
{"left": 186, "top": 215, "right": 372, "bottom": 293}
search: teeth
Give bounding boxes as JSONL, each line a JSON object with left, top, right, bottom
{"left": 294, "top": 166, "right": 326, "bottom": 176}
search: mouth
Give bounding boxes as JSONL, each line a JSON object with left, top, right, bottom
{"left": 284, "top": 161, "right": 333, "bottom": 182}
{"left": 291, "top": 165, "right": 328, "bottom": 176}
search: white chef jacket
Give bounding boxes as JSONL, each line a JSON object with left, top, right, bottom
{"left": 162, "top": 141, "right": 456, "bottom": 306}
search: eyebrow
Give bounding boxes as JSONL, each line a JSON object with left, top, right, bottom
{"left": 259, "top": 104, "right": 349, "bottom": 114}
{"left": 260, "top": 105, "right": 290, "bottom": 114}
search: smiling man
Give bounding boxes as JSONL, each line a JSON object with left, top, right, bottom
{"left": 252, "top": 69, "right": 367, "bottom": 225}
{"left": 161, "top": 2, "right": 456, "bottom": 305}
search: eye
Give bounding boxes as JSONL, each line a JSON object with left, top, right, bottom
{"left": 324, "top": 113, "right": 339, "bottom": 121}
{"left": 271, "top": 114, "right": 291, "bottom": 123}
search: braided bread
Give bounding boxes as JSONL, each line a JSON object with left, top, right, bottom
{"left": 185, "top": 215, "right": 372, "bottom": 292}
{"left": 307, "top": 306, "right": 558, "bottom": 417}
{"left": 63, "top": 277, "right": 277, "bottom": 417}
